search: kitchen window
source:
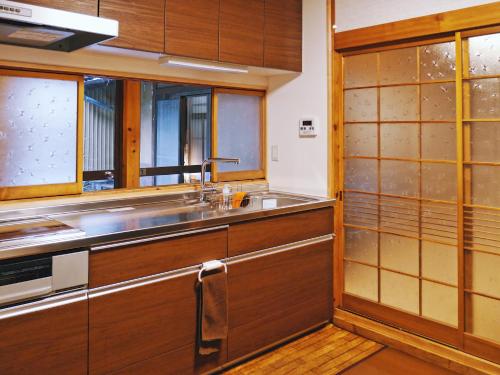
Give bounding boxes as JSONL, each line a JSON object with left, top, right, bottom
{"left": 0, "top": 70, "right": 83, "bottom": 200}
{"left": 140, "top": 82, "right": 212, "bottom": 186}
{"left": 83, "top": 77, "right": 123, "bottom": 192}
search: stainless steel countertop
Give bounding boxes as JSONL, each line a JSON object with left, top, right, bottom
{"left": 0, "top": 191, "right": 335, "bottom": 260}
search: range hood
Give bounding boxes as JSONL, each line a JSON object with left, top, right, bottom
{"left": 0, "top": 0, "right": 118, "bottom": 52}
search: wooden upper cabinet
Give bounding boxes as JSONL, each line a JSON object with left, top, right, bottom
{"left": 18, "top": 0, "right": 97, "bottom": 15}
{"left": 264, "top": 0, "right": 302, "bottom": 71}
{"left": 219, "top": 0, "right": 265, "bottom": 66}
{"left": 99, "top": 0, "right": 165, "bottom": 53}
{"left": 165, "top": 0, "right": 220, "bottom": 61}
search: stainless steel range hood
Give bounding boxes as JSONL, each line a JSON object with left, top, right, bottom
{"left": 0, "top": 0, "right": 118, "bottom": 52}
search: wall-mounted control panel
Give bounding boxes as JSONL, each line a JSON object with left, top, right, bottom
{"left": 299, "top": 118, "right": 318, "bottom": 137}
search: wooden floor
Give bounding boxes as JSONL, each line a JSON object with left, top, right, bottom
{"left": 224, "top": 324, "right": 384, "bottom": 374}
{"left": 342, "top": 347, "right": 456, "bottom": 375}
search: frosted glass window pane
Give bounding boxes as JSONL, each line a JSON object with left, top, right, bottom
{"left": 421, "top": 163, "right": 457, "bottom": 201}
{"left": 344, "top": 124, "right": 377, "bottom": 157}
{"left": 420, "top": 42, "right": 456, "bottom": 82}
{"left": 0, "top": 75, "right": 77, "bottom": 187}
{"left": 381, "top": 160, "right": 419, "bottom": 197}
{"left": 380, "top": 86, "right": 418, "bottom": 121}
{"left": 422, "top": 281, "right": 458, "bottom": 326}
{"left": 421, "top": 83, "right": 456, "bottom": 121}
{"left": 470, "top": 122, "right": 500, "bottom": 162}
{"left": 471, "top": 165, "right": 500, "bottom": 207}
{"left": 344, "top": 53, "right": 378, "bottom": 88}
{"left": 468, "top": 294, "right": 500, "bottom": 343}
{"left": 344, "top": 261, "right": 378, "bottom": 302}
{"left": 380, "top": 123, "right": 419, "bottom": 158}
{"left": 344, "top": 88, "right": 377, "bottom": 122}
{"left": 381, "top": 270, "right": 419, "bottom": 314}
{"left": 379, "top": 47, "right": 417, "bottom": 85}
{"left": 344, "top": 227, "right": 378, "bottom": 265}
{"left": 468, "top": 252, "right": 500, "bottom": 299}
{"left": 469, "top": 78, "right": 500, "bottom": 119}
{"left": 422, "top": 123, "right": 456, "bottom": 160}
{"left": 422, "top": 241, "right": 457, "bottom": 285}
{"left": 380, "top": 233, "right": 419, "bottom": 275}
{"left": 217, "top": 93, "right": 260, "bottom": 172}
{"left": 468, "top": 33, "right": 500, "bottom": 77}
{"left": 344, "top": 159, "right": 377, "bottom": 192}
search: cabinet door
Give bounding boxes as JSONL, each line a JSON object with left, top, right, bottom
{"left": 227, "top": 239, "right": 333, "bottom": 360}
{"left": 264, "top": 0, "right": 302, "bottom": 71}
{"left": 19, "top": 0, "right": 97, "bottom": 15}
{"left": 89, "top": 270, "right": 226, "bottom": 375}
{"left": 99, "top": 0, "right": 165, "bottom": 52}
{"left": 165, "top": 0, "right": 220, "bottom": 61}
{"left": 0, "top": 293, "right": 88, "bottom": 375}
{"left": 220, "top": 0, "right": 265, "bottom": 66}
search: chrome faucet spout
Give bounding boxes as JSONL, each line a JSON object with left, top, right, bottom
{"left": 200, "top": 157, "right": 240, "bottom": 201}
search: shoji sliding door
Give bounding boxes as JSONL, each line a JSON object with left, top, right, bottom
{"left": 339, "top": 29, "right": 500, "bottom": 363}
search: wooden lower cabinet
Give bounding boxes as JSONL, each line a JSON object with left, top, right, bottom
{"left": 0, "top": 296, "right": 88, "bottom": 375}
{"left": 227, "top": 239, "right": 333, "bottom": 360}
{"left": 89, "top": 270, "right": 226, "bottom": 375}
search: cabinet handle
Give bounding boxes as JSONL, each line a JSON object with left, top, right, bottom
{"left": 226, "top": 234, "right": 334, "bottom": 265}
{"left": 198, "top": 260, "right": 227, "bottom": 283}
{"left": 91, "top": 225, "right": 229, "bottom": 251}
{"left": 0, "top": 290, "right": 87, "bottom": 320}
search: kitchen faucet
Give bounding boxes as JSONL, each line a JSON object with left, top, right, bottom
{"left": 200, "top": 157, "right": 240, "bottom": 202}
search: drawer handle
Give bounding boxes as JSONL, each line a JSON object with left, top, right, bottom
{"left": 198, "top": 260, "right": 227, "bottom": 283}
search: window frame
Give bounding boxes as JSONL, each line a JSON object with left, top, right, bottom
{"left": 0, "top": 69, "right": 84, "bottom": 201}
{"left": 211, "top": 88, "right": 266, "bottom": 182}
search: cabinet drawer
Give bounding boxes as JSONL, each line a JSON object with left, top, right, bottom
{"left": 89, "top": 271, "right": 225, "bottom": 375}
{"left": 228, "top": 208, "right": 333, "bottom": 257}
{"left": 227, "top": 238, "right": 333, "bottom": 360}
{"left": 90, "top": 227, "right": 227, "bottom": 288}
{"left": 0, "top": 294, "right": 88, "bottom": 375}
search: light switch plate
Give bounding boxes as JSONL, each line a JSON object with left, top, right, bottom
{"left": 271, "top": 145, "right": 279, "bottom": 161}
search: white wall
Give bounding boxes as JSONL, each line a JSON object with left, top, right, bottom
{"left": 266, "top": 0, "right": 329, "bottom": 197}
{"left": 335, "top": 0, "right": 499, "bottom": 32}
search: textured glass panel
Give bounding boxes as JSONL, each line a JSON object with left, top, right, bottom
{"left": 379, "top": 47, "right": 417, "bottom": 84}
{"left": 344, "top": 261, "right": 378, "bottom": 301}
{"left": 469, "top": 252, "right": 500, "bottom": 299}
{"left": 0, "top": 75, "right": 77, "bottom": 187}
{"left": 380, "top": 123, "right": 419, "bottom": 158}
{"left": 471, "top": 165, "right": 500, "bottom": 207}
{"left": 381, "top": 270, "right": 419, "bottom": 314}
{"left": 380, "top": 233, "right": 419, "bottom": 275}
{"left": 470, "top": 122, "right": 500, "bottom": 162}
{"left": 422, "top": 281, "right": 458, "bottom": 326}
{"left": 420, "top": 42, "right": 456, "bottom": 82}
{"left": 422, "top": 123, "right": 456, "bottom": 160}
{"left": 422, "top": 163, "right": 457, "bottom": 201}
{"left": 469, "top": 78, "right": 500, "bottom": 119}
{"left": 344, "top": 227, "right": 378, "bottom": 265}
{"left": 468, "top": 33, "right": 500, "bottom": 77}
{"left": 381, "top": 160, "right": 419, "bottom": 197}
{"left": 421, "top": 83, "right": 456, "bottom": 121}
{"left": 344, "top": 88, "right": 377, "bottom": 122}
{"left": 422, "top": 241, "right": 457, "bottom": 285}
{"left": 344, "top": 124, "right": 377, "bottom": 157}
{"left": 217, "top": 93, "right": 260, "bottom": 172}
{"left": 140, "top": 81, "right": 155, "bottom": 168}
{"left": 83, "top": 78, "right": 117, "bottom": 172}
{"left": 380, "top": 86, "right": 418, "bottom": 121}
{"left": 344, "top": 159, "right": 377, "bottom": 192}
{"left": 468, "top": 294, "right": 500, "bottom": 343}
{"left": 344, "top": 53, "right": 378, "bottom": 88}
